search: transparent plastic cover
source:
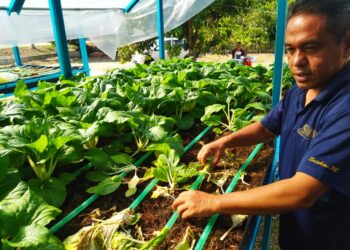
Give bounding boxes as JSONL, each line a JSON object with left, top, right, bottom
{"left": 0, "top": 0, "right": 214, "bottom": 59}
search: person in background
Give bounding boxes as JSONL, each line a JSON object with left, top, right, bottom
{"left": 231, "top": 41, "right": 247, "bottom": 61}
{"left": 173, "top": 0, "right": 350, "bottom": 249}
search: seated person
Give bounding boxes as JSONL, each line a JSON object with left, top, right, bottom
{"left": 231, "top": 42, "right": 247, "bottom": 61}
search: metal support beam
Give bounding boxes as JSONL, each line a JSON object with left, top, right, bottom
{"left": 7, "top": 0, "right": 25, "bottom": 15}
{"left": 271, "top": 0, "right": 287, "bottom": 108}
{"left": 123, "top": 0, "right": 139, "bottom": 13}
{"left": 260, "top": 1, "right": 288, "bottom": 249}
{"left": 79, "top": 38, "right": 90, "bottom": 76}
{"left": 48, "top": 0, "right": 72, "bottom": 78}
{"left": 12, "top": 46, "right": 22, "bottom": 66}
{"left": 156, "top": 0, "right": 165, "bottom": 60}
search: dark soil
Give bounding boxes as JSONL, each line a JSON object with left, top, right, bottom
{"left": 136, "top": 143, "right": 273, "bottom": 250}
{"left": 52, "top": 124, "right": 274, "bottom": 250}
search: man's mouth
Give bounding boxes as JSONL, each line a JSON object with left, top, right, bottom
{"left": 293, "top": 72, "right": 311, "bottom": 82}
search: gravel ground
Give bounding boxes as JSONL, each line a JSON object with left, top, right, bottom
{"left": 0, "top": 44, "right": 279, "bottom": 76}
{"left": 25, "top": 53, "right": 277, "bottom": 76}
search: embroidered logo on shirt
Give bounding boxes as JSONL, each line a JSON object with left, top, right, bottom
{"left": 308, "top": 156, "right": 340, "bottom": 173}
{"left": 298, "top": 124, "right": 317, "bottom": 140}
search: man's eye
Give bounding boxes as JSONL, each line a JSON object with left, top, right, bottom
{"left": 285, "top": 47, "right": 295, "bottom": 53}
{"left": 304, "top": 46, "right": 319, "bottom": 52}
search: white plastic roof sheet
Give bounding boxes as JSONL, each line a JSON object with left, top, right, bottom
{"left": 0, "top": 0, "right": 214, "bottom": 59}
{"left": 1, "top": 0, "right": 132, "bottom": 10}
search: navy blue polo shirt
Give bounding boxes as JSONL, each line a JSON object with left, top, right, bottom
{"left": 261, "top": 62, "right": 350, "bottom": 250}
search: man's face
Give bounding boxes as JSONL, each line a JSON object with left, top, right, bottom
{"left": 285, "top": 14, "right": 350, "bottom": 91}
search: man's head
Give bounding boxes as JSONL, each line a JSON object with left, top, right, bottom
{"left": 285, "top": 0, "right": 350, "bottom": 92}
{"left": 289, "top": 0, "right": 350, "bottom": 42}
{"left": 236, "top": 42, "right": 242, "bottom": 49}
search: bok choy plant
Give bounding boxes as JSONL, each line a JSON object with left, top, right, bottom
{"left": 0, "top": 119, "right": 83, "bottom": 207}
{"left": 146, "top": 149, "right": 201, "bottom": 199}
{"left": 201, "top": 95, "right": 267, "bottom": 133}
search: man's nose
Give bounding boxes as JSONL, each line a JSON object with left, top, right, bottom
{"left": 292, "top": 50, "right": 307, "bottom": 67}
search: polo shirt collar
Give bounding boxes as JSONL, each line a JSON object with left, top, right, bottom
{"left": 314, "top": 61, "right": 350, "bottom": 103}
{"left": 294, "top": 61, "right": 350, "bottom": 112}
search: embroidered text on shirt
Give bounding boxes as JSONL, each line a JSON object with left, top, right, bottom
{"left": 308, "top": 156, "right": 340, "bottom": 173}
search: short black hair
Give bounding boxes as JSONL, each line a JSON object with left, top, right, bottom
{"left": 288, "top": 0, "right": 350, "bottom": 42}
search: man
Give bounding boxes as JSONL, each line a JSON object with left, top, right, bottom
{"left": 172, "top": 0, "right": 350, "bottom": 249}
{"left": 231, "top": 41, "right": 247, "bottom": 61}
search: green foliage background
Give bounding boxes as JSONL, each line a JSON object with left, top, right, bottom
{"left": 117, "top": 0, "right": 279, "bottom": 62}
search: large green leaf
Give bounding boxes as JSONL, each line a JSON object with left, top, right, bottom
{"left": 175, "top": 115, "right": 194, "bottom": 130}
{"left": 0, "top": 170, "right": 20, "bottom": 201}
{"left": 0, "top": 154, "right": 9, "bottom": 183}
{"left": 26, "top": 135, "right": 48, "bottom": 154}
{"left": 148, "top": 126, "right": 167, "bottom": 141}
{"left": 110, "top": 153, "right": 133, "bottom": 165}
{"left": 204, "top": 104, "right": 225, "bottom": 116}
{"left": 0, "top": 181, "right": 61, "bottom": 237}
{"left": 14, "top": 80, "right": 30, "bottom": 98}
{"left": 146, "top": 134, "right": 184, "bottom": 155}
{"left": 52, "top": 135, "right": 79, "bottom": 151}
{"left": 85, "top": 148, "right": 114, "bottom": 170}
{"left": 245, "top": 102, "right": 267, "bottom": 112}
{"left": 27, "top": 177, "right": 67, "bottom": 208}
{"left": 5, "top": 224, "right": 64, "bottom": 250}
{"left": 86, "top": 175, "right": 122, "bottom": 195}
{"left": 201, "top": 114, "right": 222, "bottom": 126}
{"left": 102, "top": 110, "right": 131, "bottom": 124}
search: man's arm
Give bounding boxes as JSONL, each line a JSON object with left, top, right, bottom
{"left": 198, "top": 121, "right": 274, "bottom": 165}
{"left": 173, "top": 172, "right": 329, "bottom": 219}
{"left": 231, "top": 48, "right": 236, "bottom": 58}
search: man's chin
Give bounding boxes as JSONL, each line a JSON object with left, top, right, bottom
{"left": 295, "top": 81, "right": 312, "bottom": 90}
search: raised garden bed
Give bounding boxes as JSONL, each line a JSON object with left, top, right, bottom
{"left": 54, "top": 125, "right": 274, "bottom": 249}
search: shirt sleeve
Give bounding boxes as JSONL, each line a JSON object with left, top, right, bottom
{"left": 297, "top": 109, "right": 350, "bottom": 198}
{"left": 260, "top": 98, "right": 284, "bottom": 135}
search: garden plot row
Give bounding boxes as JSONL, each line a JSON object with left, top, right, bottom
{"left": 0, "top": 64, "right": 86, "bottom": 96}
{"left": 0, "top": 58, "right": 291, "bottom": 249}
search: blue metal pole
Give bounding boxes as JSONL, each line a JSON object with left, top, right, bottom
{"left": 7, "top": 0, "right": 25, "bottom": 15}
{"left": 79, "top": 38, "right": 90, "bottom": 76}
{"left": 48, "top": 0, "right": 72, "bottom": 78}
{"left": 156, "top": 0, "right": 165, "bottom": 60}
{"left": 261, "top": 137, "right": 280, "bottom": 250}
{"left": 272, "top": 0, "right": 288, "bottom": 108}
{"left": 123, "top": 0, "right": 139, "bottom": 13}
{"left": 260, "top": 1, "right": 287, "bottom": 248}
{"left": 12, "top": 46, "right": 22, "bottom": 66}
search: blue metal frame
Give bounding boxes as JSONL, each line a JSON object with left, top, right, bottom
{"left": 261, "top": 137, "right": 281, "bottom": 250}
{"left": 48, "top": 0, "right": 72, "bottom": 78}
{"left": 7, "top": 0, "right": 25, "bottom": 15}
{"left": 271, "top": 0, "right": 288, "bottom": 108}
{"left": 79, "top": 38, "right": 90, "bottom": 76}
{"left": 0, "top": 66, "right": 85, "bottom": 98}
{"left": 259, "top": 0, "right": 287, "bottom": 248}
{"left": 156, "top": 0, "right": 165, "bottom": 60}
{"left": 123, "top": 0, "right": 140, "bottom": 13}
{"left": 12, "top": 46, "right": 22, "bottom": 66}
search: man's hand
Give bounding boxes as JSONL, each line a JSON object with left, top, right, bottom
{"left": 197, "top": 140, "right": 225, "bottom": 166}
{"left": 172, "top": 190, "right": 219, "bottom": 219}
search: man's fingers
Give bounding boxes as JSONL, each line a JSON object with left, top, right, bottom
{"left": 181, "top": 210, "right": 193, "bottom": 220}
{"left": 197, "top": 148, "right": 208, "bottom": 164}
{"left": 213, "top": 150, "right": 223, "bottom": 166}
{"left": 172, "top": 197, "right": 185, "bottom": 211}
{"left": 176, "top": 204, "right": 189, "bottom": 219}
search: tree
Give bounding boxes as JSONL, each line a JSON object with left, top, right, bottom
{"left": 117, "top": 0, "right": 278, "bottom": 62}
